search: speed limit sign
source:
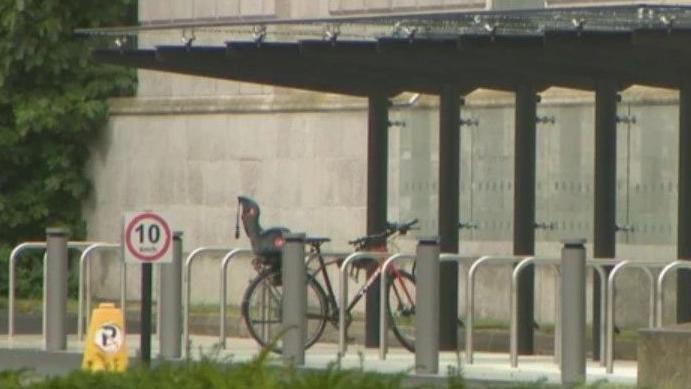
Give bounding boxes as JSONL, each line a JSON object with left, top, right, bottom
{"left": 123, "top": 211, "right": 173, "bottom": 264}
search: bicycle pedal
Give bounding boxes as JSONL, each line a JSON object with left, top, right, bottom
{"left": 347, "top": 336, "right": 356, "bottom": 343}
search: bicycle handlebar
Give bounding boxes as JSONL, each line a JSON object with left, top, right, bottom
{"left": 347, "top": 219, "right": 418, "bottom": 247}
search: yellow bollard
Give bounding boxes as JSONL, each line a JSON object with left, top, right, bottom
{"left": 82, "top": 302, "right": 128, "bottom": 372}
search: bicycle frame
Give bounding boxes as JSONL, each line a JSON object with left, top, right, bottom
{"left": 309, "top": 245, "right": 414, "bottom": 325}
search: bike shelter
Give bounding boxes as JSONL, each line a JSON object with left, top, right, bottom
{"left": 82, "top": 5, "right": 691, "bottom": 358}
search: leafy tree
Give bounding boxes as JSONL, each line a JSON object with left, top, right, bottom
{"left": 0, "top": 0, "right": 137, "bottom": 296}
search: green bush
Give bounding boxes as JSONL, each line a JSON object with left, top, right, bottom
{"left": 0, "top": 0, "right": 136, "bottom": 298}
{"left": 0, "top": 353, "right": 415, "bottom": 389}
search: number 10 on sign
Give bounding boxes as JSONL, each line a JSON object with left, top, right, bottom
{"left": 123, "top": 211, "right": 173, "bottom": 264}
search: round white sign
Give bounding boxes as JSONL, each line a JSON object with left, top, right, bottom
{"left": 94, "top": 323, "right": 124, "bottom": 354}
{"left": 124, "top": 211, "right": 172, "bottom": 263}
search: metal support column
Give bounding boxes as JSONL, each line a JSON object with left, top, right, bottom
{"left": 365, "top": 93, "right": 389, "bottom": 347}
{"left": 438, "top": 86, "right": 460, "bottom": 351}
{"left": 678, "top": 80, "right": 691, "bottom": 322}
{"left": 415, "top": 238, "right": 440, "bottom": 375}
{"left": 593, "top": 83, "right": 618, "bottom": 359}
{"left": 514, "top": 84, "right": 537, "bottom": 354}
{"left": 282, "top": 233, "right": 306, "bottom": 365}
{"left": 159, "top": 232, "right": 183, "bottom": 358}
{"left": 561, "top": 239, "right": 586, "bottom": 387}
{"left": 45, "top": 228, "right": 69, "bottom": 351}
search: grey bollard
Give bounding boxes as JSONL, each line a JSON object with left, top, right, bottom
{"left": 282, "top": 233, "right": 306, "bottom": 366}
{"left": 561, "top": 239, "right": 587, "bottom": 387}
{"left": 45, "top": 228, "right": 70, "bottom": 351}
{"left": 159, "top": 232, "right": 183, "bottom": 358}
{"left": 415, "top": 238, "right": 440, "bottom": 375}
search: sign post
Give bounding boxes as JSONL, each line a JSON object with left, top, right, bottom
{"left": 123, "top": 211, "right": 173, "bottom": 365}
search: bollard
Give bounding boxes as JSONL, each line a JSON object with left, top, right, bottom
{"left": 159, "top": 232, "right": 183, "bottom": 358}
{"left": 561, "top": 239, "right": 586, "bottom": 387}
{"left": 282, "top": 233, "right": 306, "bottom": 366}
{"left": 45, "top": 228, "right": 70, "bottom": 351}
{"left": 415, "top": 238, "right": 440, "bottom": 375}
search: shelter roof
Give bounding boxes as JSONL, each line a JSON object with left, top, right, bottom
{"left": 81, "top": 4, "right": 691, "bottom": 96}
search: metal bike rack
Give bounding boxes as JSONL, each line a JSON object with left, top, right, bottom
{"left": 77, "top": 243, "right": 121, "bottom": 340}
{"left": 219, "top": 248, "right": 253, "bottom": 348}
{"left": 181, "top": 246, "right": 232, "bottom": 357}
{"left": 378, "top": 253, "right": 416, "bottom": 360}
{"left": 338, "top": 251, "right": 390, "bottom": 356}
{"left": 377, "top": 253, "right": 475, "bottom": 360}
{"left": 466, "top": 255, "right": 524, "bottom": 364}
{"left": 605, "top": 259, "right": 669, "bottom": 374}
{"left": 510, "top": 256, "right": 560, "bottom": 368}
{"left": 586, "top": 258, "right": 619, "bottom": 367}
{"left": 8, "top": 241, "right": 98, "bottom": 345}
{"left": 655, "top": 260, "right": 691, "bottom": 328}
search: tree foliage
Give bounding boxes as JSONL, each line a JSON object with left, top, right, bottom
{"left": 0, "top": 0, "right": 136, "bottom": 244}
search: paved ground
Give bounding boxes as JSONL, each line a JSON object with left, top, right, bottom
{"left": 0, "top": 334, "right": 636, "bottom": 387}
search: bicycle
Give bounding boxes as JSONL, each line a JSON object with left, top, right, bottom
{"left": 235, "top": 196, "right": 419, "bottom": 352}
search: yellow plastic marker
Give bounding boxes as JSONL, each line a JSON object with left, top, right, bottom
{"left": 82, "top": 303, "right": 128, "bottom": 372}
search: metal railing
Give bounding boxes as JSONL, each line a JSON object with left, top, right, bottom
{"left": 466, "top": 255, "right": 524, "bottom": 364}
{"left": 510, "top": 256, "right": 560, "bottom": 368}
{"left": 77, "top": 243, "right": 121, "bottom": 340}
{"left": 605, "top": 259, "right": 669, "bottom": 374}
{"left": 655, "top": 260, "right": 691, "bottom": 328}
{"left": 181, "top": 246, "right": 232, "bottom": 357}
{"left": 8, "top": 241, "right": 98, "bottom": 345}
{"left": 338, "top": 251, "right": 390, "bottom": 356}
{"left": 219, "top": 248, "right": 253, "bottom": 348}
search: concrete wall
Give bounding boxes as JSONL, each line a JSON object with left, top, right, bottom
{"left": 82, "top": 0, "right": 686, "bottom": 328}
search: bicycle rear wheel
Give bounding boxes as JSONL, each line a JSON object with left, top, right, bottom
{"left": 241, "top": 269, "right": 328, "bottom": 352}
{"left": 386, "top": 269, "right": 416, "bottom": 352}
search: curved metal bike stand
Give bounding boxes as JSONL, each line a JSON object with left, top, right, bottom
{"left": 219, "top": 248, "right": 253, "bottom": 349}
{"left": 377, "top": 253, "right": 476, "bottom": 360}
{"left": 466, "top": 255, "right": 524, "bottom": 364}
{"left": 510, "top": 257, "right": 560, "bottom": 368}
{"left": 605, "top": 259, "right": 669, "bottom": 374}
{"left": 8, "top": 241, "right": 98, "bottom": 346}
{"left": 180, "top": 246, "right": 232, "bottom": 357}
{"left": 586, "top": 258, "right": 619, "bottom": 367}
{"left": 77, "top": 243, "right": 121, "bottom": 340}
{"left": 9, "top": 242, "right": 46, "bottom": 343}
{"left": 338, "top": 251, "right": 390, "bottom": 357}
{"left": 378, "top": 253, "right": 416, "bottom": 360}
{"left": 655, "top": 260, "right": 691, "bottom": 327}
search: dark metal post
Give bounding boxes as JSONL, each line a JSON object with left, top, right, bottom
{"left": 438, "top": 86, "right": 460, "bottom": 351}
{"left": 678, "top": 80, "right": 691, "bottom": 322}
{"left": 593, "top": 82, "right": 618, "bottom": 359}
{"left": 514, "top": 84, "right": 537, "bottom": 354}
{"left": 561, "top": 239, "right": 587, "bottom": 387}
{"left": 282, "top": 233, "right": 306, "bottom": 365}
{"left": 45, "top": 227, "right": 69, "bottom": 351}
{"left": 365, "top": 93, "right": 389, "bottom": 347}
{"left": 159, "top": 232, "right": 183, "bottom": 358}
{"left": 415, "top": 238, "right": 440, "bottom": 374}
{"left": 141, "top": 263, "right": 153, "bottom": 365}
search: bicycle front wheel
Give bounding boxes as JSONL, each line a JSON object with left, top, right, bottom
{"left": 241, "top": 269, "right": 328, "bottom": 352}
{"left": 386, "top": 269, "right": 416, "bottom": 352}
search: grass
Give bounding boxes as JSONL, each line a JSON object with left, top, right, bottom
{"left": 0, "top": 348, "right": 417, "bottom": 389}
{"left": 0, "top": 359, "right": 638, "bottom": 389}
